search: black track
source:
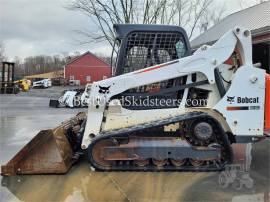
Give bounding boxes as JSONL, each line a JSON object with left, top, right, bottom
{"left": 87, "top": 112, "right": 233, "bottom": 172}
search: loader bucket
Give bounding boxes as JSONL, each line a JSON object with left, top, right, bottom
{"left": 1, "top": 112, "right": 86, "bottom": 176}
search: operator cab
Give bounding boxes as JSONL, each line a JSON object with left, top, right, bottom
{"left": 113, "top": 24, "right": 191, "bottom": 76}
{"left": 111, "top": 24, "right": 199, "bottom": 110}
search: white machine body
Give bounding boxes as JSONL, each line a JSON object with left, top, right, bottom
{"left": 58, "top": 91, "right": 78, "bottom": 108}
{"left": 33, "top": 78, "right": 52, "bottom": 88}
{"left": 80, "top": 27, "right": 266, "bottom": 149}
{"left": 80, "top": 84, "right": 92, "bottom": 107}
{"left": 57, "top": 84, "right": 92, "bottom": 108}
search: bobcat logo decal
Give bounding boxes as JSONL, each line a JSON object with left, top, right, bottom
{"left": 98, "top": 85, "right": 111, "bottom": 94}
{"left": 227, "top": 96, "right": 235, "bottom": 104}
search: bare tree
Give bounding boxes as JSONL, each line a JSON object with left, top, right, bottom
{"left": 13, "top": 56, "right": 25, "bottom": 78}
{"left": 160, "top": 0, "right": 218, "bottom": 38}
{"left": 199, "top": 3, "right": 226, "bottom": 33}
{"left": 94, "top": 52, "right": 113, "bottom": 65}
{"left": 20, "top": 55, "right": 67, "bottom": 76}
{"left": 0, "top": 42, "right": 6, "bottom": 63}
{"left": 67, "top": 0, "right": 219, "bottom": 46}
{"left": 238, "top": 0, "right": 267, "bottom": 9}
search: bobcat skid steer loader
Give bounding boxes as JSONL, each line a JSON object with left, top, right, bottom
{"left": 49, "top": 84, "right": 91, "bottom": 108}
{"left": 1, "top": 26, "right": 269, "bottom": 175}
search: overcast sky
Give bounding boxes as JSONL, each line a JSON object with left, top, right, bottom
{"left": 0, "top": 0, "right": 258, "bottom": 60}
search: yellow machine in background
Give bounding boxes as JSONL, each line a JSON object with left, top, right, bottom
{"left": 14, "top": 79, "right": 30, "bottom": 92}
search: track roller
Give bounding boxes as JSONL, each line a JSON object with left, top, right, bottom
{"left": 134, "top": 159, "right": 149, "bottom": 167}
{"left": 170, "top": 158, "right": 187, "bottom": 167}
{"left": 189, "top": 159, "right": 204, "bottom": 167}
{"left": 152, "top": 159, "right": 168, "bottom": 167}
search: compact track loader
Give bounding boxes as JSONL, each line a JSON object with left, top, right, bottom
{"left": 1, "top": 25, "right": 270, "bottom": 175}
{"left": 49, "top": 85, "right": 91, "bottom": 108}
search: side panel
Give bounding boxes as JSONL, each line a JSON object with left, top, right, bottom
{"left": 214, "top": 66, "right": 265, "bottom": 136}
{"left": 265, "top": 74, "right": 270, "bottom": 132}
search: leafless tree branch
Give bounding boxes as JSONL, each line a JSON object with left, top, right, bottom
{"left": 0, "top": 42, "right": 6, "bottom": 63}
{"left": 67, "top": 0, "right": 224, "bottom": 46}
{"left": 238, "top": 0, "right": 266, "bottom": 9}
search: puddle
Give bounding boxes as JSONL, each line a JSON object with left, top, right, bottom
{"left": 0, "top": 115, "right": 269, "bottom": 202}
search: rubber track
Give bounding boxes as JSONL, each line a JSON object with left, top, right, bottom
{"left": 87, "top": 111, "right": 233, "bottom": 172}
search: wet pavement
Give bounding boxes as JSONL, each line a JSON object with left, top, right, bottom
{"left": 0, "top": 95, "right": 269, "bottom": 202}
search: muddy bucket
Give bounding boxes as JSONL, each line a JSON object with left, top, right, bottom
{"left": 1, "top": 112, "right": 86, "bottom": 176}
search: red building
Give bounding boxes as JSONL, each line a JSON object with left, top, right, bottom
{"left": 64, "top": 51, "right": 111, "bottom": 85}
